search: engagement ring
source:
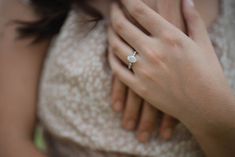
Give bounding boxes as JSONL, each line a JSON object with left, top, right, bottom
{"left": 127, "top": 50, "right": 137, "bottom": 70}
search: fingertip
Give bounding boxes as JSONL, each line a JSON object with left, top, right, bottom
{"left": 182, "top": 0, "right": 195, "bottom": 18}
{"left": 162, "top": 128, "right": 173, "bottom": 140}
{"left": 137, "top": 131, "right": 151, "bottom": 143}
{"left": 188, "top": 0, "right": 194, "bottom": 7}
{"left": 137, "top": 126, "right": 154, "bottom": 143}
{"left": 159, "top": 125, "right": 172, "bottom": 140}
{"left": 159, "top": 115, "right": 176, "bottom": 140}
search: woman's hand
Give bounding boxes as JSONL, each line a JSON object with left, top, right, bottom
{"left": 109, "top": 0, "right": 235, "bottom": 156}
{"left": 112, "top": 77, "right": 177, "bottom": 142}
{"left": 111, "top": 0, "right": 183, "bottom": 142}
{"left": 111, "top": 80, "right": 162, "bottom": 142}
{"left": 109, "top": 0, "right": 234, "bottom": 135}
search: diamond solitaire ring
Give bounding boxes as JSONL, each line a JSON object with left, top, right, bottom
{"left": 127, "top": 50, "right": 137, "bottom": 70}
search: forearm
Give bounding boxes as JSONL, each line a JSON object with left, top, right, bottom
{"left": 186, "top": 90, "right": 235, "bottom": 157}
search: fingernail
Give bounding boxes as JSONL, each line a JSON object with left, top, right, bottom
{"left": 187, "top": 0, "right": 194, "bottom": 7}
{"left": 114, "top": 102, "right": 123, "bottom": 112}
{"left": 163, "top": 128, "right": 172, "bottom": 140}
{"left": 138, "top": 132, "right": 151, "bottom": 143}
{"left": 125, "top": 120, "right": 136, "bottom": 130}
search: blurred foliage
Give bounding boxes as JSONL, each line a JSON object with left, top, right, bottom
{"left": 34, "top": 127, "right": 47, "bottom": 152}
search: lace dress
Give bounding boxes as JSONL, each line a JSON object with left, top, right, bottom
{"left": 37, "top": 0, "right": 235, "bottom": 157}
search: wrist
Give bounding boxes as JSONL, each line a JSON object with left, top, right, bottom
{"left": 204, "top": 92, "right": 235, "bottom": 136}
{"left": 183, "top": 88, "right": 235, "bottom": 138}
{"left": 192, "top": 92, "right": 235, "bottom": 157}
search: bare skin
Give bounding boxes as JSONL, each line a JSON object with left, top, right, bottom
{"left": 109, "top": 0, "right": 235, "bottom": 157}
{"left": 0, "top": 0, "right": 220, "bottom": 156}
{"left": 0, "top": 1, "right": 49, "bottom": 157}
{"left": 110, "top": 0, "right": 220, "bottom": 142}
{"left": 110, "top": 0, "right": 184, "bottom": 142}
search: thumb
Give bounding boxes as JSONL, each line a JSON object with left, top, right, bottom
{"left": 182, "top": 0, "right": 211, "bottom": 47}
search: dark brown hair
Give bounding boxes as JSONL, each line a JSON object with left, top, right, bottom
{"left": 17, "top": 0, "right": 102, "bottom": 42}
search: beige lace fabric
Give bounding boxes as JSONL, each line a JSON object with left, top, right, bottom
{"left": 38, "top": 0, "right": 235, "bottom": 157}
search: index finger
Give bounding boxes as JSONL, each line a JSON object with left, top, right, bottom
{"left": 119, "top": 0, "right": 172, "bottom": 36}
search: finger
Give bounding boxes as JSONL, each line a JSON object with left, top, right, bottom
{"left": 137, "top": 102, "right": 159, "bottom": 143}
{"left": 160, "top": 115, "right": 178, "bottom": 140}
{"left": 108, "top": 50, "right": 139, "bottom": 94}
{"left": 157, "top": 0, "right": 186, "bottom": 31}
{"left": 119, "top": 0, "right": 174, "bottom": 35}
{"left": 108, "top": 27, "right": 141, "bottom": 68}
{"left": 182, "top": 0, "right": 212, "bottom": 48}
{"left": 111, "top": 3, "right": 151, "bottom": 54}
{"left": 112, "top": 77, "right": 127, "bottom": 112}
{"left": 123, "top": 90, "right": 142, "bottom": 130}
{"left": 142, "top": 0, "right": 157, "bottom": 10}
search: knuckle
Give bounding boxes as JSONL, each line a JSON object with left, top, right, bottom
{"left": 136, "top": 38, "right": 147, "bottom": 48}
{"left": 138, "top": 84, "right": 148, "bottom": 96}
{"left": 138, "top": 68, "right": 150, "bottom": 78}
{"left": 112, "top": 67, "right": 119, "bottom": 76}
{"left": 113, "top": 19, "right": 125, "bottom": 32}
{"left": 142, "top": 46, "right": 154, "bottom": 56}
{"left": 161, "top": 31, "right": 183, "bottom": 47}
{"left": 146, "top": 51, "right": 164, "bottom": 65}
{"left": 142, "top": 46, "right": 159, "bottom": 61}
{"left": 141, "top": 43, "right": 166, "bottom": 64}
{"left": 143, "top": 71, "right": 153, "bottom": 81}
{"left": 110, "top": 42, "right": 120, "bottom": 53}
{"left": 156, "top": 52, "right": 167, "bottom": 63}
{"left": 130, "top": 5, "right": 146, "bottom": 18}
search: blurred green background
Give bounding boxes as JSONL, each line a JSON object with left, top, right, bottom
{"left": 34, "top": 127, "right": 47, "bottom": 152}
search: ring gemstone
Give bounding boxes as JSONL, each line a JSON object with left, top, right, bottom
{"left": 127, "top": 54, "right": 137, "bottom": 63}
{"left": 127, "top": 50, "right": 137, "bottom": 70}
